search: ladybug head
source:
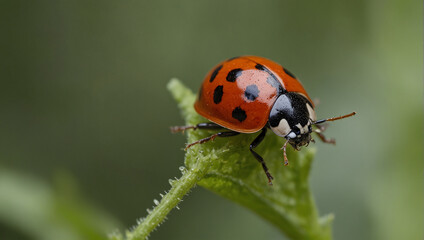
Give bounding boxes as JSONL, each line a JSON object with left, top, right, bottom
{"left": 268, "top": 92, "right": 316, "bottom": 149}
{"left": 269, "top": 92, "right": 357, "bottom": 151}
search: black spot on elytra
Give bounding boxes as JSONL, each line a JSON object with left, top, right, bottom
{"left": 254, "top": 62, "right": 286, "bottom": 95}
{"left": 232, "top": 107, "right": 247, "bottom": 122}
{"left": 244, "top": 85, "right": 259, "bottom": 101}
{"left": 226, "top": 68, "right": 242, "bottom": 82}
{"left": 255, "top": 64, "right": 265, "bottom": 71}
{"left": 256, "top": 64, "right": 276, "bottom": 79}
{"left": 209, "top": 65, "right": 223, "bottom": 82}
{"left": 283, "top": 67, "right": 297, "bottom": 79}
{"left": 213, "top": 85, "right": 224, "bottom": 104}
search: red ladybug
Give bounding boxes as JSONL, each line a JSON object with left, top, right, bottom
{"left": 172, "top": 56, "right": 355, "bottom": 184}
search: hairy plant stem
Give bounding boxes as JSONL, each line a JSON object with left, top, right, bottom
{"left": 125, "top": 166, "right": 208, "bottom": 240}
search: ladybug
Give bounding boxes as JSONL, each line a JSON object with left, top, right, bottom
{"left": 172, "top": 56, "right": 355, "bottom": 184}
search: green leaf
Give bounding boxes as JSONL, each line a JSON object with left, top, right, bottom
{"left": 121, "top": 78, "right": 332, "bottom": 240}
{"left": 168, "top": 78, "right": 333, "bottom": 240}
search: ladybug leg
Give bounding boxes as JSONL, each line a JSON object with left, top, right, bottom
{"left": 281, "top": 139, "right": 289, "bottom": 166}
{"left": 184, "top": 131, "right": 240, "bottom": 150}
{"left": 314, "top": 122, "right": 329, "bottom": 132}
{"left": 311, "top": 112, "right": 356, "bottom": 144}
{"left": 249, "top": 128, "right": 274, "bottom": 185}
{"left": 170, "top": 122, "right": 223, "bottom": 133}
{"left": 313, "top": 129, "right": 336, "bottom": 145}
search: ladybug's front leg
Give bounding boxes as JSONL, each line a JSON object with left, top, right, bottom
{"left": 249, "top": 128, "right": 274, "bottom": 185}
{"left": 313, "top": 124, "right": 335, "bottom": 145}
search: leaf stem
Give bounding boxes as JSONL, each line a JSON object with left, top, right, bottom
{"left": 125, "top": 167, "right": 206, "bottom": 240}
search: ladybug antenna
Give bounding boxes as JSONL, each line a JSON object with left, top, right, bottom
{"left": 313, "top": 112, "right": 356, "bottom": 125}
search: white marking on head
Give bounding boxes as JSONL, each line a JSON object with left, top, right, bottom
{"left": 270, "top": 118, "right": 291, "bottom": 137}
{"left": 307, "top": 103, "right": 316, "bottom": 122}
{"left": 295, "top": 123, "right": 303, "bottom": 134}
{"left": 302, "top": 124, "right": 309, "bottom": 134}
{"left": 287, "top": 132, "right": 296, "bottom": 139}
{"left": 295, "top": 123, "right": 309, "bottom": 134}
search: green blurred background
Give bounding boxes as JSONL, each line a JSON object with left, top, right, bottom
{"left": 0, "top": 1, "right": 422, "bottom": 240}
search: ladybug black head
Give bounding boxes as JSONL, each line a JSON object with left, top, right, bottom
{"left": 268, "top": 92, "right": 316, "bottom": 148}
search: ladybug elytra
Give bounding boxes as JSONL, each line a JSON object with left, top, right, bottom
{"left": 172, "top": 56, "right": 355, "bottom": 184}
